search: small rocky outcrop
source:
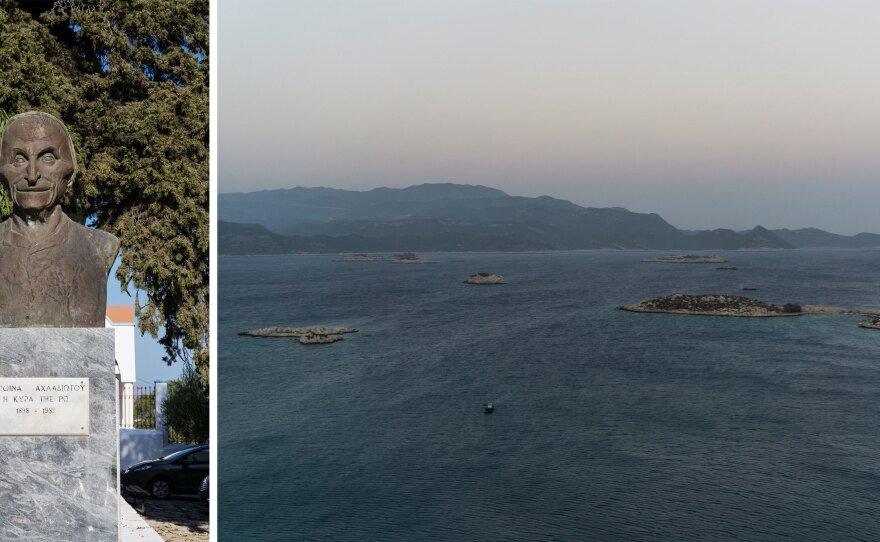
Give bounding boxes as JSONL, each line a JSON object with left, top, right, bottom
{"left": 618, "top": 294, "right": 802, "bottom": 317}
{"left": 802, "top": 305, "right": 845, "bottom": 315}
{"left": 299, "top": 331, "right": 345, "bottom": 344}
{"left": 642, "top": 255, "right": 727, "bottom": 264}
{"left": 465, "top": 272, "right": 506, "bottom": 285}
{"left": 859, "top": 317, "right": 880, "bottom": 330}
{"left": 716, "top": 266, "right": 738, "bottom": 270}
{"left": 239, "top": 326, "right": 358, "bottom": 344}
{"left": 391, "top": 252, "right": 432, "bottom": 264}
{"left": 336, "top": 254, "right": 384, "bottom": 262}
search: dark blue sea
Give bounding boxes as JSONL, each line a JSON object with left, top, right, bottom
{"left": 219, "top": 249, "right": 880, "bottom": 541}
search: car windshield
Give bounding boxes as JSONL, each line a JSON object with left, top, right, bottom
{"left": 160, "top": 446, "right": 204, "bottom": 461}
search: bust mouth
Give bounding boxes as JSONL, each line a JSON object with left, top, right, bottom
{"left": 15, "top": 187, "right": 51, "bottom": 193}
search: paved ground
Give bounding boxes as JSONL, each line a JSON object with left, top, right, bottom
{"left": 120, "top": 498, "right": 164, "bottom": 541}
{"left": 131, "top": 496, "right": 210, "bottom": 542}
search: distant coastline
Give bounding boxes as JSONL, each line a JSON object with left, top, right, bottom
{"left": 219, "top": 247, "right": 852, "bottom": 257}
{"left": 218, "top": 184, "right": 879, "bottom": 255}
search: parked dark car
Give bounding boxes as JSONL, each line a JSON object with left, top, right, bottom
{"left": 121, "top": 445, "right": 209, "bottom": 499}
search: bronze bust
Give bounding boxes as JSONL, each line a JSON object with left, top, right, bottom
{"left": 0, "top": 112, "right": 119, "bottom": 327}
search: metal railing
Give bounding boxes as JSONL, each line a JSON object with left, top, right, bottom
{"left": 119, "top": 385, "right": 156, "bottom": 429}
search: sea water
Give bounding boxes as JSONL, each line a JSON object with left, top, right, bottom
{"left": 218, "top": 249, "right": 880, "bottom": 541}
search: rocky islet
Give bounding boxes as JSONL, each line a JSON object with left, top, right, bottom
{"left": 619, "top": 294, "right": 804, "bottom": 317}
{"left": 335, "top": 254, "right": 385, "bottom": 262}
{"left": 642, "top": 255, "right": 727, "bottom": 264}
{"left": 465, "top": 273, "right": 506, "bottom": 285}
{"left": 239, "top": 326, "right": 358, "bottom": 344}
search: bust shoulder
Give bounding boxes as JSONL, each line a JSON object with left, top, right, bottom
{"left": 67, "top": 218, "right": 120, "bottom": 271}
{"left": 92, "top": 228, "right": 120, "bottom": 270}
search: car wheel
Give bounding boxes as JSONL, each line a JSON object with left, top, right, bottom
{"left": 149, "top": 477, "right": 173, "bottom": 499}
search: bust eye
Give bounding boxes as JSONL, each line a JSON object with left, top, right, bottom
{"left": 12, "top": 155, "right": 26, "bottom": 166}
{"left": 41, "top": 154, "right": 57, "bottom": 164}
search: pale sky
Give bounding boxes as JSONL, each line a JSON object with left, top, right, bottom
{"left": 219, "top": 0, "right": 880, "bottom": 235}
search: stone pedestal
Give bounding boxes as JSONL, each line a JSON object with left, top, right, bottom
{"left": 0, "top": 328, "right": 117, "bottom": 541}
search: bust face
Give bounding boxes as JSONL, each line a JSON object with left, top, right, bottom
{"left": 0, "top": 117, "right": 75, "bottom": 214}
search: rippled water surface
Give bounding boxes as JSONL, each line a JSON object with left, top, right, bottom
{"left": 219, "top": 249, "right": 880, "bottom": 541}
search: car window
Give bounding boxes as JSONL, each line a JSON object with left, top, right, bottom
{"left": 160, "top": 448, "right": 196, "bottom": 459}
{"left": 161, "top": 447, "right": 201, "bottom": 461}
{"left": 190, "top": 450, "right": 209, "bottom": 464}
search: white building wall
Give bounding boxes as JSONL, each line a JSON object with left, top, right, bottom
{"left": 108, "top": 319, "right": 136, "bottom": 384}
{"left": 107, "top": 315, "right": 136, "bottom": 428}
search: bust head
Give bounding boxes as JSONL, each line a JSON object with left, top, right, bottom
{"left": 0, "top": 112, "right": 77, "bottom": 219}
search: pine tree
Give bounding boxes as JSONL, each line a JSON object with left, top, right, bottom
{"left": 0, "top": 0, "right": 209, "bottom": 383}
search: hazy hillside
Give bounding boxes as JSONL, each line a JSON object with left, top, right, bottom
{"left": 219, "top": 183, "right": 508, "bottom": 230}
{"left": 771, "top": 228, "right": 880, "bottom": 248}
{"left": 217, "top": 183, "right": 814, "bottom": 254}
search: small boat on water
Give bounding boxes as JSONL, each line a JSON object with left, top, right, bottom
{"left": 484, "top": 402, "right": 495, "bottom": 414}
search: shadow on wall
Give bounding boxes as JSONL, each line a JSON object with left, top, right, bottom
{"left": 120, "top": 430, "right": 197, "bottom": 470}
{"left": 120, "top": 429, "right": 166, "bottom": 470}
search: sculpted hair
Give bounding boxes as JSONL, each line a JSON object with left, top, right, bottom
{"left": 0, "top": 111, "right": 78, "bottom": 186}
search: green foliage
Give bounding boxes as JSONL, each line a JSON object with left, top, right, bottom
{"left": 0, "top": 0, "right": 209, "bottom": 382}
{"left": 161, "top": 362, "right": 208, "bottom": 444}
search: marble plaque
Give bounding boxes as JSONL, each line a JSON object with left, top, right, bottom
{"left": 0, "top": 377, "right": 90, "bottom": 436}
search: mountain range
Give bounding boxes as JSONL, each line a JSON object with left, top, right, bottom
{"left": 219, "top": 183, "right": 880, "bottom": 254}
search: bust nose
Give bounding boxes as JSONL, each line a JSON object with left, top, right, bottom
{"left": 26, "top": 160, "right": 41, "bottom": 183}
